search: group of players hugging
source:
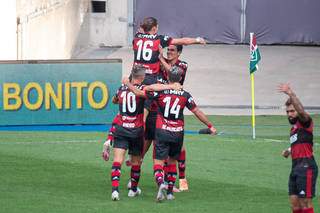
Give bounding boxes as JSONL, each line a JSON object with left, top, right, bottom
{"left": 101, "top": 16, "right": 216, "bottom": 202}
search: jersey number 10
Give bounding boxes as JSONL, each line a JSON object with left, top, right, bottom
{"left": 136, "top": 40, "right": 153, "bottom": 61}
{"left": 120, "top": 91, "right": 137, "bottom": 113}
{"left": 163, "top": 97, "right": 181, "bottom": 119}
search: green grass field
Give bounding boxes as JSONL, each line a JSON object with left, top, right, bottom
{"left": 0, "top": 115, "right": 319, "bottom": 213}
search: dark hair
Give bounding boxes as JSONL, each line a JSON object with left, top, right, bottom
{"left": 140, "top": 17, "right": 158, "bottom": 32}
{"left": 131, "top": 65, "right": 146, "bottom": 79}
{"left": 285, "top": 98, "right": 292, "bottom": 107}
{"left": 168, "top": 66, "right": 183, "bottom": 83}
{"left": 176, "top": 45, "right": 183, "bottom": 53}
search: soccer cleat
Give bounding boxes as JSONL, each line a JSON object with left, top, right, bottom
{"left": 111, "top": 191, "right": 120, "bottom": 201}
{"left": 179, "top": 178, "right": 189, "bottom": 191}
{"left": 156, "top": 184, "right": 166, "bottom": 202}
{"left": 173, "top": 186, "right": 181, "bottom": 193}
{"left": 102, "top": 139, "right": 111, "bottom": 161}
{"left": 127, "top": 179, "right": 132, "bottom": 189}
{"left": 128, "top": 188, "right": 142, "bottom": 197}
{"left": 166, "top": 193, "right": 175, "bottom": 200}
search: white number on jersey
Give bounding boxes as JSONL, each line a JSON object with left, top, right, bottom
{"left": 136, "top": 39, "right": 153, "bottom": 61}
{"left": 120, "top": 91, "right": 136, "bottom": 113}
{"left": 163, "top": 96, "right": 181, "bottom": 119}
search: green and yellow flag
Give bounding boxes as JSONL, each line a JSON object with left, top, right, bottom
{"left": 250, "top": 33, "right": 261, "bottom": 73}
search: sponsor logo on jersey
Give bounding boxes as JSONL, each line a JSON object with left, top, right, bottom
{"left": 290, "top": 133, "right": 298, "bottom": 144}
{"left": 161, "top": 124, "right": 183, "bottom": 132}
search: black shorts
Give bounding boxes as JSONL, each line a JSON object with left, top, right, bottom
{"left": 288, "top": 164, "right": 318, "bottom": 198}
{"left": 154, "top": 139, "right": 183, "bottom": 160}
{"left": 145, "top": 112, "right": 157, "bottom": 140}
{"left": 113, "top": 135, "right": 144, "bottom": 156}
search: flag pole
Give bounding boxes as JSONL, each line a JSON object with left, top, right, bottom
{"left": 250, "top": 73, "right": 256, "bottom": 139}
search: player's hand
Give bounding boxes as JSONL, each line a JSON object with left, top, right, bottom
{"left": 122, "top": 76, "right": 130, "bottom": 85}
{"left": 171, "top": 82, "right": 183, "bottom": 91}
{"left": 281, "top": 149, "right": 291, "bottom": 158}
{"left": 277, "top": 83, "right": 293, "bottom": 96}
{"left": 102, "top": 140, "right": 111, "bottom": 161}
{"left": 196, "top": 37, "right": 206, "bottom": 45}
{"left": 158, "top": 45, "right": 164, "bottom": 59}
{"left": 209, "top": 126, "right": 217, "bottom": 135}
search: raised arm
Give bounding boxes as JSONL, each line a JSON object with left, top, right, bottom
{"left": 191, "top": 107, "right": 217, "bottom": 135}
{"left": 171, "top": 37, "right": 206, "bottom": 45}
{"left": 277, "top": 83, "right": 311, "bottom": 123}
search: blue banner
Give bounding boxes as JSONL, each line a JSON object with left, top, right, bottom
{"left": 0, "top": 59, "right": 121, "bottom": 125}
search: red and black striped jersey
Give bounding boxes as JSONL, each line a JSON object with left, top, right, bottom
{"left": 147, "top": 89, "right": 197, "bottom": 134}
{"left": 161, "top": 59, "right": 188, "bottom": 85}
{"left": 113, "top": 84, "right": 145, "bottom": 138}
{"left": 290, "top": 118, "right": 315, "bottom": 166}
{"left": 133, "top": 33, "right": 172, "bottom": 74}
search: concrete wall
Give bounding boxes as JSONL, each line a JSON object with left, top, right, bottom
{"left": 17, "top": 0, "right": 90, "bottom": 59}
{"left": 0, "top": 1, "right": 17, "bottom": 60}
{"left": 88, "top": 0, "right": 130, "bottom": 47}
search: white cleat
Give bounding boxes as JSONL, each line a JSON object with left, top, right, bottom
{"left": 111, "top": 191, "right": 120, "bottom": 201}
{"left": 166, "top": 193, "right": 175, "bottom": 200}
{"left": 128, "top": 188, "right": 142, "bottom": 197}
{"left": 156, "top": 184, "right": 166, "bottom": 202}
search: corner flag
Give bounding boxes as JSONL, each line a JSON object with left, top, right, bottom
{"left": 249, "top": 32, "right": 261, "bottom": 139}
{"left": 250, "top": 33, "right": 261, "bottom": 73}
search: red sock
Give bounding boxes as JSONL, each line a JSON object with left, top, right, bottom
{"left": 153, "top": 164, "right": 164, "bottom": 186}
{"left": 130, "top": 165, "right": 141, "bottom": 192}
{"left": 178, "top": 149, "right": 186, "bottom": 179}
{"left": 167, "top": 164, "right": 177, "bottom": 194}
{"left": 293, "top": 209, "right": 302, "bottom": 213}
{"left": 163, "top": 160, "right": 169, "bottom": 182}
{"left": 111, "top": 162, "right": 121, "bottom": 192}
{"left": 302, "top": 208, "right": 314, "bottom": 213}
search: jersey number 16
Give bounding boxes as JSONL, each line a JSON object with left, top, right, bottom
{"left": 136, "top": 40, "right": 153, "bottom": 61}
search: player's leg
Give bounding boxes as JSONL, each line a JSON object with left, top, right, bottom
{"left": 178, "top": 145, "right": 188, "bottom": 191}
{"left": 166, "top": 140, "right": 183, "bottom": 200}
{"left": 127, "top": 136, "right": 144, "bottom": 197}
{"left": 110, "top": 135, "right": 129, "bottom": 201}
{"left": 296, "top": 167, "right": 318, "bottom": 213}
{"left": 153, "top": 139, "right": 169, "bottom": 202}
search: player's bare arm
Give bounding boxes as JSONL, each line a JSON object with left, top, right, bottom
{"left": 192, "top": 107, "right": 217, "bottom": 135}
{"left": 144, "top": 82, "right": 182, "bottom": 92}
{"left": 277, "top": 83, "right": 311, "bottom": 123}
{"left": 172, "top": 37, "right": 206, "bottom": 45}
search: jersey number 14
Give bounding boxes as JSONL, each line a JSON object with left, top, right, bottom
{"left": 163, "top": 97, "right": 181, "bottom": 119}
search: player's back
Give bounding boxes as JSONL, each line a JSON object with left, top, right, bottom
{"left": 133, "top": 32, "right": 172, "bottom": 74}
{"left": 153, "top": 89, "right": 196, "bottom": 134}
{"left": 113, "top": 84, "right": 145, "bottom": 137}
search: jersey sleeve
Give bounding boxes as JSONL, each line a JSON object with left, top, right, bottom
{"left": 159, "top": 35, "right": 173, "bottom": 48}
{"left": 185, "top": 92, "right": 197, "bottom": 111}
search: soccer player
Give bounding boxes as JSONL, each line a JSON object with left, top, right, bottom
{"left": 110, "top": 65, "right": 181, "bottom": 201}
{"left": 123, "top": 66, "right": 217, "bottom": 201}
{"left": 278, "top": 83, "right": 318, "bottom": 213}
{"left": 159, "top": 44, "right": 189, "bottom": 191}
{"left": 133, "top": 16, "right": 205, "bottom": 84}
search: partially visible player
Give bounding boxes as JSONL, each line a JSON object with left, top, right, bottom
{"left": 159, "top": 44, "right": 189, "bottom": 191}
{"left": 278, "top": 83, "right": 318, "bottom": 213}
{"left": 123, "top": 66, "right": 217, "bottom": 201}
{"left": 133, "top": 16, "right": 205, "bottom": 84}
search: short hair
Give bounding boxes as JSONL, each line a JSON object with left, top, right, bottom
{"left": 176, "top": 45, "right": 183, "bottom": 53}
{"left": 168, "top": 66, "right": 183, "bottom": 83}
{"left": 285, "top": 98, "right": 292, "bottom": 107}
{"left": 140, "top": 17, "right": 158, "bottom": 32}
{"left": 131, "top": 65, "right": 146, "bottom": 79}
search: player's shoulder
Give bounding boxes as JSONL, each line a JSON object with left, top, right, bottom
{"left": 177, "top": 60, "right": 188, "bottom": 68}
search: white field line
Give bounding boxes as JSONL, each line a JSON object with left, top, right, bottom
{"left": 0, "top": 140, "right": 100, "bottom": 145}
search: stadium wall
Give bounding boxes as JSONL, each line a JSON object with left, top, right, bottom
{"left": 134, "top": 0, "right": 320, "bottom": 45}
